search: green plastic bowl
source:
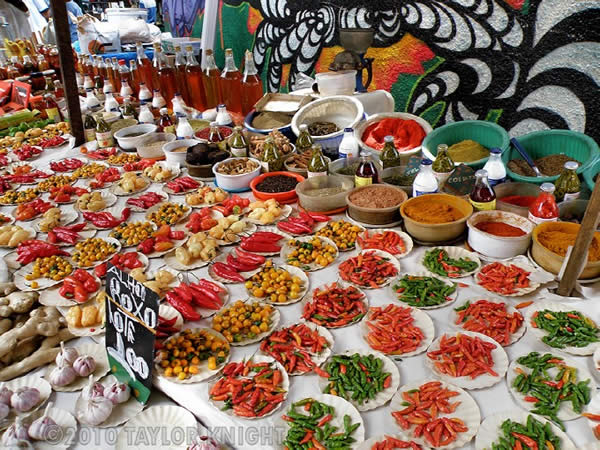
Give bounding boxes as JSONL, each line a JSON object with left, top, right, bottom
{"left": 421, "top": 120, "right": 510, "bottom": 169}
{"left": 503, "top": 130, "right": 599, "bottom": 184}
{"left": 583, "top": 157, "right": 600, "bottom": 192}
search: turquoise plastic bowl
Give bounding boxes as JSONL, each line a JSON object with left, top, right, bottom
{"left": 503, "top": 130, "right": 599, "bottom": 184}
{"left": 583, "top": 157, "right": 600, "bottom": 192}
{"left": 421, "top": 120, "right": 510, "bottom": 169}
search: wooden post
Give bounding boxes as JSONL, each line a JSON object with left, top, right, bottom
{"left": 557, "top": 179, "right": 600, "bottom": 296}
{"left": 49, "top": 0, "right": 84, "bottom": 145}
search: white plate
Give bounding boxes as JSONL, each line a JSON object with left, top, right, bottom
{"left": 109, "top": 177, "right": 150, "bottom": 196}
{"left": 0, "top": 225, "right": 36, "bottom": 248}
{"left": 154, "top": 328, "right": 231, "bottom": 384}
{"left": 421, "top": 246, "right": 481, "bottom": 279}
{"left": 302, "top": 280, "right": 368, "bottom": 329}
{"left": 475, "top": 259, "right": 546, "bottom": 297}
{"left": 247, "top": 264, "right": 309, "bottom": 305}
{"left": 246, "top": 204, "right": 292, "bottom": 226}
{"left": 0, "top": 375, "right": 52, "bottom": 421}
{"left": 108, "top": 221, "right": 157, "bottom": 249}
{"left": 390, "top": 379, "right": 480, "bottom": 449}
{"left": 44, "top": 343, "right": 109, "bottom": 392}
{"left": 426, "top": 330, "right": 508, "bottom": 389}
{"left": 10, "top": 204, "right": 46, "bottom": 222}
{"left": 389, "top": 271, "right": 459, "bottom": 309}
{"left": 158, "top": 304, "right": 184, "bottom": 331}
{"left": 339, "top": 250, "right": 401, "bottom": 289}
{"left": 0, "top": 188, "right": 40, "bottom": 205}
{"left": 208, "top": 355, "right": 289, "bottom": 420}
{"left": 95, "top": 252, "right": 149, "bottom": 279}
{"left": 184, "top": 186, "right": 229, "bottom": 208}
{"left": 137, "top": 266, "right": 181, "bottom": 300}
{"left": 142, "top": 162, "right": 181, "bottom": 184}
{"left": 357, "top": 436, "right": 430, "bottom": 450}
{"left": 125, "top": 191, "right": 169, "bottom": 213}
{"left": 145, "top": 201, "right": 191, "bottom": 226}
{"left": 361, "top": 304, "right": 435, "bottom": 357}
{"left": 452, "top": 297, "right": 527, "bottom": 346}
{"left": 475, "top": 411, "right": 576, "bottom": 450}
{"left": 57, "top": 304, "right": 105, "bottom": 337}
{"left": 14, "top": 257, "right": 73, "bottom": 291}
{"left": 48, "top": 157, "right": 86, "bottom": 173}
{"left": 207, "top": 250, "right": 264, "bottom": 284}
{"left": 115, "top": 405, "right": 196, "bottom": 450}
{"left": 35, "top": 175, "right": 77, "bottom": 193}
{"left": 318, "top": 349, "right": 400, "bottom": 411}
{"left": 32, "top": 208, "right": 78, "bottom": 233}
{"left": 280, "top": 235, "right": 339, "bottom": 271}
{"left": 163, "top": 244, "right": 220, "bottom": 271}
{"left": 75, "top": 191, "right": 118, "bottom": 212}
{"left": 238, "top": 226, "right": 292, "bottom": 256}
{"left": 82, "top": 205, "right": 130, "bottom": 230}
{"left": 213, "top": 300, "right": 281, "bottom": 346}
{"left": 314, "top": 220, "right": 365, "bottom": 252}
{"left": 507, "top": 352, "right": 595, "bottom": 420}
{"left": 75, "top": 375, "right": 144, "bottom": 428}
{"left": 18, "top": 405, "right": 78, "bottom": 450}
{"left": 39, "top": 273, "right": 102, "bottom": 307}
{"left": 72, "top": 237, "right": 121, "bottom": 268}
{"left": 144, "top": 234, "right": 188, "bottom": 259}
{"left": 186, "top": 278, "right": 229, "bottom": 319}
{"left": 356, "top": 229, "right": 414, "bottom": 259}
{"left": 72, "top": 161, "right": 110, "bottom": 179}
{"left": 162, "top": 177, "right": 205, "bottom": 196}
{"left": 525, "top": 301, "right": 600, "bottom": 355}
{"left": 40, "top": 225, "right": 97, "bottom": 248}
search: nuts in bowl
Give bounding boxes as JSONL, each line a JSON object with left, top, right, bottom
{"left": 216, "top": 158, "right": 260, "bottom": 175}
{"left": 213, "top": 157, "right": 262, "bottom": 192}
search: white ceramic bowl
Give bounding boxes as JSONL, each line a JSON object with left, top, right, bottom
{"left": 114, "top": 124, "right": 157, "bottom": 150}
{"left": 212, "top": 157, "right": 262, "bottom": 191}
{"left": 163, "top": 139, "right": 199, "bottom": 166}
{"left": 137, "top": 132, "right": 176, "bottom": 159}
{"left": 467, "top": 210, "right": 535, "bottom": 258}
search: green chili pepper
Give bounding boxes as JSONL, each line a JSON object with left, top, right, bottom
{"left": 532, "top": 310, "right": 599, "bottom": 349}
{"left": 391, "top": 275, "right": 457, "bottom": 307}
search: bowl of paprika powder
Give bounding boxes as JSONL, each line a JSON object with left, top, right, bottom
{"left": 467, "top": 210, "right": 534, "bottom": 258}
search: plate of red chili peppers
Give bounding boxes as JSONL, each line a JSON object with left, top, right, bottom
{"left": 357, "top": 435, "right": 429, "bottom": 450}
{"left": 302, "top": 281, "right": 368, "bottom": 329}
{"left": 356, "top": 229, "right": 414, "bottom": 260}
{"left": 45, "top": 223, "right": 97, "bottom": 247}
{"left": 339, "top": 250, "right": 401, "bottom": 289}
{"left": 238, "top": 228, "right": 292, "bottom": 256}
{"left": 208, "top": 249, "right": 265, "bottom": 284}
{"left": 361, "top": 304, "right": 434, "bottom": 357}
{"left": 39, "top": 269, "right": 101, "bottom": 307}
{"left": 208, "top": 355, "right": 289, "bottom": 419}
{"left": 475, "top": 260, "right": 541, "bottom": 297}
{"left": 426, "top": 331, "right": 509, "bottom": 389}
{"left": 48, "top": 157, "right": 85, "bottom": 173}
{"left": 390, "top": 379, "right": 481, "bottom": 449}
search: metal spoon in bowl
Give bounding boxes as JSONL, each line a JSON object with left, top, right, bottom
{"left": 510, "top": 137, "right": 542, "bottom": 177}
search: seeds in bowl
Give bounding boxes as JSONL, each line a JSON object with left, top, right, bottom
{"left": 216, "top": 158, "right": 259, "bottom": 175}
{"left": 255, "top": 175, "right": 299, "bottom": 193}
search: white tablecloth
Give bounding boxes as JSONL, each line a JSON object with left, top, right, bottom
{"left": 1, "top": 141, "right": 599, "bottom": 450}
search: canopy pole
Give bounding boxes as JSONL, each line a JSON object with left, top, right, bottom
{"left": 557, "top": 178, "right": 600, "bottom": 296}
{"left": 49, "top": 0, "right": 84, "bottom": 145}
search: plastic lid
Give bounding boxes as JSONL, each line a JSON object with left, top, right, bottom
{"left": 564, "top": 161, "right": 579, "bottom": 170}
{"left": 299, "top": 124, "right": 308, "bottom": 131}
{"left": 475, "top": 169, "right": 488, "bottom": 177}
{"left": 540, "top": 182, "right": 556, "bottom": 193}
{"left": 421, "top": 158, "right": 432, "bottom": 165}
{"left": 344, "top": 127, "right": 353, "bottom": 132}
{"left": 118, "top": 59, "right": 126, "bottom": 65}
{"left": 490, "top": 147, "right": 502, "bottom": 154}
{"left": 384, "top": 136, "right": 394, "bottom": 143}
{"left": 159, "top": 108, "right": 168, "bottom": 114}
{"left": 217, "top": 104, "right": 226, "bottom": 109}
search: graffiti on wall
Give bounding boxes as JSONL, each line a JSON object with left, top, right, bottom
{"left": 163, "top": 0, "right": 205, "bottom": 37}
{"left": 167, "top": 0, "right": 600, "bottom": 142}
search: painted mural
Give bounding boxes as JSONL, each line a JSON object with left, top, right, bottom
{"left": 164, "top": 0, "right": 600, "bottom": 143}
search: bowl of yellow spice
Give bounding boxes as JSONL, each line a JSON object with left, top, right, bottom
{"left": 421, "top": 120, "right": 510, "bottom": 169}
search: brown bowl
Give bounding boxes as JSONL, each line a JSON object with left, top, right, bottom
{"left": 346, "top": 185, "right": 408, "bottom": 225}
{"left": 531, "top": 221, "right": 600, "bottom": 279}
{"left": 186, "top": 162, "right": 214, "bottom": 178}
{"left": 400, "top": 193, "right": 473, "bottom": 242}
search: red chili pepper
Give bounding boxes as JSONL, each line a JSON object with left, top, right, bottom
{"left": 165, "top": 292, "right": 201, "bottom": 321}
{"left": 511, "top": 432, "right": 539, "bottom": 450}
{"left": 212, "top": 262, "right": 245, "bottom": 282}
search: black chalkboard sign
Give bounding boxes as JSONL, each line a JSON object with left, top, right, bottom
{"left": 105, "top": 263, "right": 159, "bottom": 404}
{"left": 444, "top": 164, "right": 476, "bottom": 196}
{"left": 403, "top": 155, "right": 422, "bottom": 177}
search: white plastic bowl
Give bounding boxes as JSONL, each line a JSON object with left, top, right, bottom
{"left": 315, "top": 71, "right": 356, "bottom": 96}
{"left": 163, "top": 139, "right": 199, "bottom": 166}
{"left": 137, "top": 132, "right": 176, "bottom": 159}
{"left": 212, "top": 157, "right": 262, "bottom": 192}
{"left": 467, "top": 210, "right": 535, "bottom": 258}
{"left": 114, "top": 124, "right": 157, "bottom": 150}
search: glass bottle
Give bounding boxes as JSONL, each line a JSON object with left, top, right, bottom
{"left": 220, "top": 49, "right": 243, "bottom": 114}
{"left": 482, "top": 147, "right": 506, "bottom": 186}
{"left": 158, "top": 108, "right": 175, "bottom": 133}
{"left": 91, "top": 55, "right": 99, "bottom": 78}
{"left": 11, "top": 56, "right": 23, "bottom": 74}
{"left": 207, "top": 121, "right": 223, "bottom": 143}
{"left": 554, "top": 161, "right": 580, "bottom": 202}
{"left": 83, "top": 74, "right": 94, "bottom": 90}
{"left": 96, "top": 56, "right": 106, "bottom": 80}
{"left": 139, "top": 102, "right": 155, "bottom": 124}
{"left": 37, "top": 54, "right": 49, "bottom": 72}
{"left": 43, "top": 94, "right": 62, "bottom": 123}
{"left": 184, "top": 45, "right": 206, "bottom": 111}
{"left": 215, "top": 104, "right": 232, "bottom": 126}
{"left": 174, "top": 46, "right": 191, "bottom": 106}
{"left": 96, "top": 117, "right": 114, "bottom": 148}
{"left": 203, "top": 49, "right": 223, "bottom": 109}
{"left": 261, "top": 137, "right": 283, "bottom": 172}
{"left": 54, "top": 80, "right": 64, "bottom": 99}
{"left": 136, "top": 42, "right": 154, "bottom": 91}
{"left": 118, "top": 60, "right": 131, "bottom": 90}
{"left": 295, "top": 124, "right": 314, "bottom": 154}
{"left": 122, "top": 97, "right": 137, "bottom": 120}
{"left": 412, "top": 158, "right": 438, "bottom": 197}
{"left": 120, "top": 79, "right": 133, "bottom": 99}
{"left": 136, "top": 82, "right": 151, "bottom": 103}
{"left": 94, "top": 75, "right": 105, "bottom": 102}
{"left": 529, "top": 183, "right": 559, "bottom": 224}
{"left": 307, "top": 145, "right": 329, "bottom": 178}
{"left": 151, "top": 43, "right": 161, "bottom": 90}
{"left": 152, "top": 89, "right": 166, "bottom": 110}
{"left": 380, "top": 136, "right": 401, "bottom": 169}
{"left": 129, "top": 60, "right": 141, "bottom": 97}
{"left": 105, "top": 58, "right": 118, "bottom": 94}
{"left": 84, "top": 113, "right": 97, "bottom": 142}
{"left": 176, "top": 115, "right": 194, "bottom": 140}
{"left": 338, "top": 127, "right": 359, "bottom": 159}
{"left": 110, "top": 57, "right": 121, "bottom": 93}
{"left": 241, "top": 50, "right": 263, "bottom": 115}
{"left": 6, "top": 58, "right": 19, "bottom": 79}
{"left": 44, "top": 76, "right": 55, "bottom": 93}
{"left": 85, "top": 88, "right": 100, "bottom": 110}
{"left": 156, "top": 47, "right": 177, "bottom": 109}
{"left": 228, "top": 126, "right": 248, "bottom": 157}
{"left": 21, "top": 55, "right": 34, "bottom": 73}
{"left": 172, "top": 93, "right": 187, "bottom": 117}
{"left": 469, "top": 169, "right": 496, "bottom": 211}
{"left": 432, "top": 144, "right": 454, "bottom": 186}
{"left": 104, "top": 92, "right": 119, "bottom": 113}
{"left": 355, "top": 154, "right": 378, "bottom": 187}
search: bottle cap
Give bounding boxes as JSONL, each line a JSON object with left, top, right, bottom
{"left": 564, "top": 161, "right": 579, "bottom": 170}
{"left": 437, "top": 144, "right": 449, "bottom": 151}
{"left": 475, "top": 169, "right": 488, "bottom": 178}
{"left": 159, "top": 108, "right": 168, "bottom": 114}
{"left": 344, "top": 127, "right": 353, "bottom": 132}
{"left": 421, "top": 158, "right": 432, "bottom": 165}
{"left": 217, "top": 104, "right": 226, "bottom": 109}
{"left": 118, "top": 60, "right": 126, "bottom": 65}
{"left": 490, "top": 147, "right": 502, "bottom": 155}
{"left": 299, "top": 124, "right": 308, "bottom": 131}
{"left": 540, "top": 182, "right": 556, "bottom": 193}
{"left": 384, "top": 136, "right": 394, "bottom": 143}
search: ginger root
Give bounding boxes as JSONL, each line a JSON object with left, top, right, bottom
{"left": 0, "top": 291, "right": 37, "bottom": 317}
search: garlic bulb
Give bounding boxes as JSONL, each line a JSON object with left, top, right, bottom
{"left": 28, "top": 402, "right": 58, "bottom": 441}
{"left": 81, "top": 375, "right": 104, "bottom": 401}
{"left": 55, "top": 342, "right": 78, "bottom": 367}
{"left": 10, "top": 387, "right": 40, "bottom": 412}
{"left": 72, "top": 355, "right": 96, "bottom": 377}
{"left": 0, "top": 386, "right": 13, "bottom": 405}
{"left": 1, "top": 417, "right": 29, "bottom": 445}
{"left": 79, "top": 396, "right": 113, "bottom": 426}
{"left": 189, "top": 436, "right": 220, "bottom": 450}
{"left": 0, "top": 402, "right": 9, "bottom": 421}
{"left": 104, "top": 382, "right": 130, "bottom": 405}
{"left": 49, "top": 365, "right": 77, "bottom": 387}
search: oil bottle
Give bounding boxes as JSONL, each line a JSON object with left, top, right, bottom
{"left": 241, "top": 50, "right": 263, "bottom": 115}
{"left": 220, "top": 49, "right": 243, "bottom": 114}
{"left": 202, "top": 49, "right": 222, "bottom": 109}
{"left": 155, "top": 47, "right": 176, "bottom": 109}
{"left": 136, "top": 42, "right": 154, "bottom": 91}
{"left": 184, "top": 45, "right": 206, "bottom": 111}
{"left": 174, "top": 46, "right": 190, "bottom": 106}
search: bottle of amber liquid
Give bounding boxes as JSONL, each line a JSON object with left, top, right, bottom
{"left": 220, "top": 49, "right": 243, "bottom": 114}
{"left": 156, "top": 47, "right": 177, "bottom": 109}
{"left": 174, "top": 46, "right": 191, "bottom": 106}
{"left": 151, "top": 43, "right": 161, "bottom": 92}
{"left": 105, "top": 58, "right": 118, "bottom": 94}
{"left": 96, "top": 56, "right": 106, "bottom": 81}
{"left": 110, "top": 57, "right": 121, "bottom": 93}
{"left": 136, "top": 42, "right": 154, "bottom": 91}
{"left": 203, "top": 49, "right": 222, "bottom": 109}
{"left": 241, "top": 50, "right": 263, "bottom": 115}
{"left": 184, "top": 45, "right": 206, "bottom": 111}
{"left": 129, "top": 60, "right": 141, "bottom": 97}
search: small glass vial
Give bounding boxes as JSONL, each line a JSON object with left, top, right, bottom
{"left": 482, "top": 147, "right": 506, "bottom": 186}
{"left": 338, "top": 127, "right": 359, "bottom": 159}
{"left": 229, "top": 126, "right": 249, "bottom": 157}
{"left": 380, "top": 136, "right": 401, "bottom": 169}
{"left": 307, "top": 145, "right": 328, "bottom": 178}
{"left": 295, "top": 124, "right": 314, "bottom": 153}
{"left": 432, "top": 144, "right": 454, "bottom": 186}
{"left": 554, "top": 161, "right": 580, "bottom": 202}
{"left": 412, "top": 158, "right": 438, "bottom": 197}
{"left": 355, "top": 154, "right": 378, "bottom": 187}
{"left": 529, "top": 183, "right": 559, "bottom": 224}
{"left": 469, "top": 169, "right": 496, "bottom": 211}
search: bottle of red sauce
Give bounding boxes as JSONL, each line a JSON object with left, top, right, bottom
{"left": 528, "top": 182, "right": 559, "bottom": 224}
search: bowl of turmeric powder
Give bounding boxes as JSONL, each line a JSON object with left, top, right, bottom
{"left": 467, "top": 210, "right": 535, "bottom": 258}
{"left": 400, "top": 193, "right": 473, "bottom": 242}
{"left": 532, "top": 221, "right": 600, "bottom": 279}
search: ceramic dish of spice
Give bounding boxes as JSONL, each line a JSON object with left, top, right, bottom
{"left": 346, "top": 184, "right": 408, "bottom": 226}
{"left": 467, "top": 210, "right": 535, "bottom": 259}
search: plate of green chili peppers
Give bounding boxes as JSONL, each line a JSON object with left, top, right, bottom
{"left": 421, "top": 246, "right": 481, "bottom": 279}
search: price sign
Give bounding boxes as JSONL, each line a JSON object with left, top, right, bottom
{"left": 105, "top": 263, "right": 159, "bottom": 404}
{"left": 444, "top": 164, "right": 476, "bottom": 196}
{"left": 403, "top": 155, "right": 423, "bottom": 177}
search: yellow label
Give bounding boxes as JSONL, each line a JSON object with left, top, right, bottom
{"left": 354, "top": 176, "right": 373, "bottom": 187}
{"left": 46, "top": 107, "right": 60, "bottom": 123}
{"left": 470, "top": 199, "right": 496, "bottom": 211}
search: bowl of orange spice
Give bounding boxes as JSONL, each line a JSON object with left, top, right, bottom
{"left": 400, "top": 193, "right": 472, "bottom": 242}
{"left": 467, "top": 210, "right": 535, "bottom": 258}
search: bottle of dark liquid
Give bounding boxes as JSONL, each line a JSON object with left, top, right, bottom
{"left": 355, "top": 155, "right": 378, "bottom": 187}
{"left": 157, "top": 108, "right": 175, "bottom": 133}
{"left": 469, "top": 169, "right": 496, "bottom": 211}
{"left": 84, "top": 113, "right": 97, "bottom": 142}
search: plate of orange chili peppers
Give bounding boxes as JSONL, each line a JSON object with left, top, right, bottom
{"left": 475, "top": 261, "right": 540, "bottom": 297}
{"left": 357, "top": 435, "right": 430, "bottom": 450}
{"left": 361, "top": 304, "right": 434, "bottom": 357}
{"left": 302, "top": 281, "right": 368, "bottom": 329}
{"left": 356, "top": 229, "right": 414, "bottom": 259}
{"left": 339, "top": 250, "right": 401, "bottom": 289}
{"left": 390, "top": 379, "right": 480, "bottom": 449}
{"left": 426, "top": 331, "right": 508, "bottom": 389}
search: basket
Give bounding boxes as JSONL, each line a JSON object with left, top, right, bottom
{"left": 244, "top": 109, "right": 295, "bottom": 141}
{"left": 421, "top": 120, "right": 510, "bottom": 169}
{"left": 502, "top": 130, "right": 599, "bottom": 184}
{"left": 583, "top": 156, "right": 600, "bottom": 192}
